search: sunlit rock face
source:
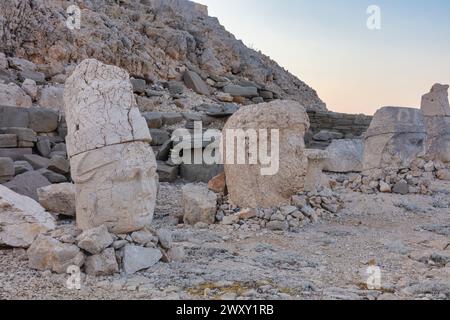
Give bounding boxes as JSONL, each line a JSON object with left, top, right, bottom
{"left": 421, "top": 84, "right": 450, "bottom": 166}
{"left": 362, "top": 107, "right": 427, "bottom": 174}
{"left": 64, "top": 59, "right": 158, "bottom": 234}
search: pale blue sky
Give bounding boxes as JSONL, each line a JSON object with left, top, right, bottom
{"left": 196, "top": 0, "right": 450, "bottom": 115}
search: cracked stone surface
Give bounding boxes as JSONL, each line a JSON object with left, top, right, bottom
{"left": 64, "top": 59, "right": 151, "bottom": 157}
{"left": 64, "top": 59, "right": 158, "bottom": 234}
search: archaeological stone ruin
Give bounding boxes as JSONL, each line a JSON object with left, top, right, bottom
{"left": 0, "top": 0, "right": 449, "bottom": 301}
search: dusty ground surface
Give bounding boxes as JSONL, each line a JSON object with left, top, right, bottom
{"left": 1, "top": 180, "right": 449, "bottom": 300}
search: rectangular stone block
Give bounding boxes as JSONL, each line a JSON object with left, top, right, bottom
{"left": 0, "top": 148, "right": 33, "bottom": 161}
{"left": 0, "top": 105, "right": 29, "bottom": 128}
{"left": 0, "top": 134, "right": 17, "bottom": 148}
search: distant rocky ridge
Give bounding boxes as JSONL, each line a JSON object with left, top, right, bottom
{"left": 0, "top": 0, "right": 326, "bottom": 111}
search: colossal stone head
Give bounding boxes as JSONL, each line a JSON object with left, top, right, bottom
{"left": 222, "top": 100, "right": 310, "bottom": 208}
{"left": 421, "top": 84, "right": 450, "bottom": 165}
{"left": 64, "top": 59, "right": 158, "bottom": 234}
{"left": 363, "top": 107, "right": 427, "bottom": 173}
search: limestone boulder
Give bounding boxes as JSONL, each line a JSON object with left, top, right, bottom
{"left": 122, "top": 245, "right": 162, "bottom": 275}
{"left": 76, "top": 225, "right": 114, "bottom": 255}
{"left": 223, "top": 100, "right": 310, "bottom": 208}
{"left": 85, "top": 248, "right": 119, "bottom": 276}
{"left": 27, "top": 235, "right": 85, "bottom": 274}
{"left": 182, "top": 183, "right": 217, "bottom": 225}
{"left": 0, "top": 185, "right": 56, "bottom": 248}
{"left": 37, "top": 85, "right": 64, "bottom": 112}
{"left": 37, "top": 183, "right": 76, "bottom": 217}
{"left": 0, "top": 83, "right": 32, "bottom": 108}
{"left": 324, "top": 139, "right": 364, "bottom": 173}
{"left": 363, "top": 107, "right": 427, "bottom": 173}
{"left": 4, "top": 171, "right": 51, "bottom": 201}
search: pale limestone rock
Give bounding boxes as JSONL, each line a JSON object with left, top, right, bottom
{"left": 85, "top": 248, "right": 119, "bottom": 276}
{"left": 76, "top": 225, "right": 114, "bottom": 255}
{"left": 421, "top": 84, "right": 450, "bottom": 117}
{"left": 223, "top": 100, "right": 310, "bottom": 208}
{"left": 324, "top": 139, "right": 364, "bottom": 173}
{"left": 363, "top": 107, "right": 427, "bottom": 173}
{"left": 182, "top": 183, "right": 217, "bottom": 225}
{"left": 37, "top": 85, "right": 64, "bottom": 112}
{"left": 0, "top": 83, "right": 32, "bottom": 108}
{"left": 27, "top": 235, "right": 85, "bottom": 274}
{"left": 304, "top": 150, "right": 329, "bottom": 193}
{"left": 122, "top": 245, "right": 162, "bottom": 275}
{"left": 37, "top": 183, "right": 75, "bottom": 217}
{"left": 21, "top": 79, "right": 37, "bottom": 100}
{"left": 0, "top": 185, "right": 56, "bottom": 248}
{"left": 64, "top": 60, "right": 158, "bottom": 234}
{"left": 64, "top": 59, "right": 151, "bottom": 157}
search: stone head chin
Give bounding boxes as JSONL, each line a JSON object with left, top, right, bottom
{"left": 71, "top": 142, "right": 158, "bottom": 234}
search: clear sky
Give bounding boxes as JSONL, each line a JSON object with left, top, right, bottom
{"left": 196, "top": 0, "right": 450, "bottom": 115}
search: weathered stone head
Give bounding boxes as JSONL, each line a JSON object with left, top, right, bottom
{"left": 64, "top": 59, "right": 158, "bottom": 234}
{"left": 421, "top": 84, "right": 450, "bottom": 165}
{"left": 222, "top": 100, "right": 310, "bottom": 208}
{"left": 363, "top": 107, "right": 427, "bottom": 173}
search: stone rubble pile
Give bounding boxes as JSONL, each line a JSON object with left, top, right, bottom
{"left": 215, "top": 187, "right": 344, "bottom": 232}
{"left": 26, "top": 223, "right": 183, "bottom": 276}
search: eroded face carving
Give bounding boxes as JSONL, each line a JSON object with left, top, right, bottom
{"left": 71, "top": 142, "right": 158, "bottom": 234}
{"left": 381, "top": 133, "right": 427, "bottom": 169}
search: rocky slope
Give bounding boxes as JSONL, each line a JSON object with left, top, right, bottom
{"left": 0, "top": 0, "right": 326, "bottom": 111}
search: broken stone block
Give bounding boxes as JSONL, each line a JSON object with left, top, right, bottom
{"left": 324, "top": 139, "right": 364, "bottom": 173}
{"left": 0, "top": 83, "right": 32, "bottom": 108}
{"left": 122, "top": 245, "right": 162, "bottom": 275}
{"left": 85, "top": 248, "right": 119, "bottom": 276}
{"left": 28, "top": 107, "right": 59, "bottom": 133}
{"left": 157, "top": 161, "right": 178, "bottom": 182}
{"left": 1, "top": 127, "right": 36, "bottom": 147}
{"left": 4, "top": 171, "right": 51, "bottom": 201}
{"left": 37, "top": 183, "right": 76, "bottom": 217}
{"left": 27, "top": 235, "right": 84, "bottom": 274}
{"left": 47, "top": 155, "right": 70, "bottom": 174}
{"left": 0, "top": 185, "right": 56, "bottom": 248}
{"left": 22, "top": 154, "right": 50, "bottom": 170}
{"left": 183, "top": 70, "right": 210, "bottom": 96}
{"left": 0, "top": 157, "right": 14, "bottom": 182}
{"left": 0, "top": 134, "right": 17, "bottom": 148}
{"left": 38, "top": 168, "right": 67, "bottom": 183}
{"left": 182, "top": 183, "right": 217, "bottom": 225}
{"left": 421, "top": 84, "right": 450, "bottom": 117}
{"left": 363, "top": 107, "right": 427, "bottom": 173}
{"left": 0, "top": 105, "right": 29, "bottom": 128}
{"left": 76, "top": 225, "right": 114, "bottom": 255}
{"left": 14, "top": 160, "right": 33, "bottom": 175}
{"left": 142, "top": 112, "right": 163, "bottom": 129}
{"left": 208, "top": 172, "right": 226, "bottom": 193}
